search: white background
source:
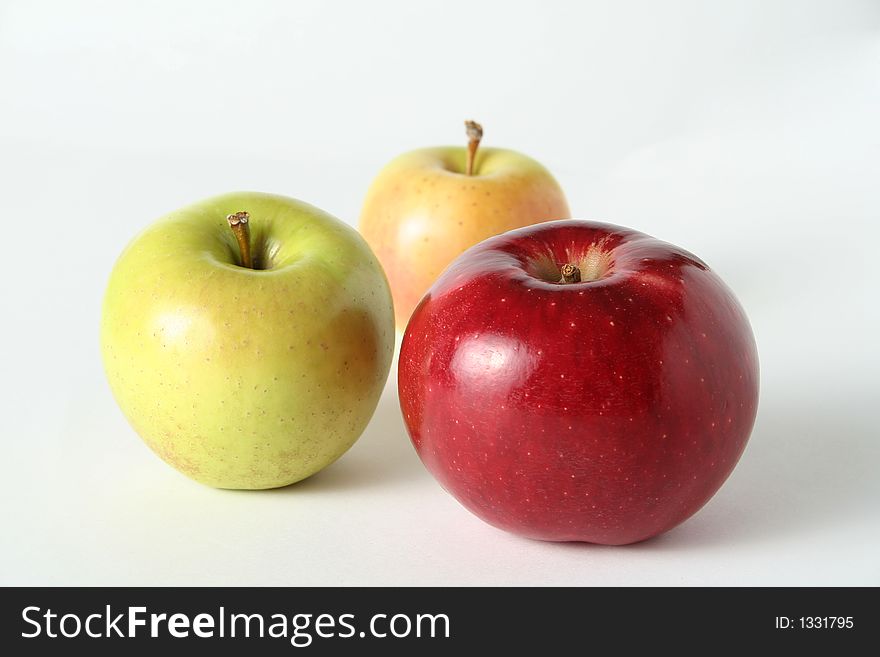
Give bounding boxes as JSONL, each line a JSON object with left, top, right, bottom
{"left": 1, "top": 0, "right": 878, "bottom": 585}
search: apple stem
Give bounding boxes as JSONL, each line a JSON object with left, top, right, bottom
{"left": 465, "top": 120, "right": 483, "bottom": 176}
{"left": 559, "top": 263, "right": 581, "bottom": 284}
{"left": 227, "top": 211, "right": 253, "bottom": 269}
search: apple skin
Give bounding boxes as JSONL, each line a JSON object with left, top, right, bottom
{"left": 101, "top": 192, "right": 395, "bottom": 489}
{"left": 399, "top": 220, "right": 759, "bottom": 545}
{"left": 360, "top": 147, "right": 569, "bottom": 329}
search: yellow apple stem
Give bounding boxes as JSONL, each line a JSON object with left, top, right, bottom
{"left": 227, "top": 211, "right": 253, "bottom": 269}
{"left": 559, "top": 263, "right": 581, "bottom": 284}
{"left": 465, "top": 120, "right": 483, "bottom": 176}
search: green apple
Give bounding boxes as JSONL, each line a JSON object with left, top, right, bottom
{"left": 100, "top": 192, "right": 395, "bottom": 489}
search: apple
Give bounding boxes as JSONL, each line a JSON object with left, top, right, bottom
{"left": 360, "top": 121, "right": 570, "bottom": 329}
{"left": 399, "top": 220, "right": 759, "bottom": 544}
{"left": 101, "top": 192, "right": 395, "bottom": 489}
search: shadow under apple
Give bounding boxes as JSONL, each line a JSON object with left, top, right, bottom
{"left": 269, "top": 384, "right": 426, "bottom": 494}
{"left": 601, "top": 388, "right": 880, "bottom": 551}
{"left": 650, "top": 390, "right": 878, "bottom": 550}
{"left": 268, "top": 379, "right": 879, "bottom": 549}
{"left": 499, "top": 388, "right": 879, "bottom": 552}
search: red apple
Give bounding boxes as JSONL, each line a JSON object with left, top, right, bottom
{"left": 399, "top": 220, "right": 759, "bottom": 545}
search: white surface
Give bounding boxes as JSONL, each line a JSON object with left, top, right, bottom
{"left": 1, "top": 0, "right": 878, "bottom": 585}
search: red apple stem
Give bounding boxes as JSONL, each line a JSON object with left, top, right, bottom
{"left": 559, "top": 263, "right": 581, "bottom": 284}
{"left": 465, "top": 120, "right": 483, "bottom": 176}
{"left": 227, "top": 211, "right": 253, "bottom": 269}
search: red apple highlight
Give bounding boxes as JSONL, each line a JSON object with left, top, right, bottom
{"left": 399, "top": 220, "right": 759, "bottom": 545}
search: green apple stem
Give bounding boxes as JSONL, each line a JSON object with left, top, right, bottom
{"left": 227, "top": 211, "right": 253, "bottom": 269}
{"left": 465, "top": 120, "right": 483, "bottom": 176}
{"left": 559, "top": 263, "right": 581, "bottom": 284}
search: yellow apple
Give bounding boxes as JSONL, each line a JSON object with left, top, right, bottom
{"left": 359, "top": 122, "right": 570, "bottom": 329}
